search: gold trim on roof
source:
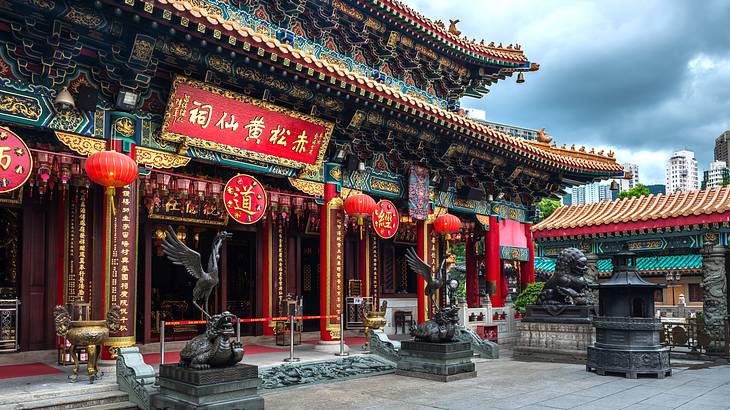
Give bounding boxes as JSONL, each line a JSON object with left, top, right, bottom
{"left": 55, "top": 132, "right": 105, "bottom": 156}
{"left": 136, "top": 147, "right": 191, "bottom": 169}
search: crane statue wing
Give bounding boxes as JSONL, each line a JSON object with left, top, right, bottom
{"left": 161, "top": 225, "right": 208, "bottom": 281}
{"left": 405, "top": 247, "right": 433, "bottom": 286}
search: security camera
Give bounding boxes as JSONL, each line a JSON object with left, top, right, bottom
{"left": 54, "top": 87, "right": 75, "bottom": 111}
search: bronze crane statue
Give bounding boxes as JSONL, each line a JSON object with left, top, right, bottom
{"left": 161, "top": 225, "right": 232, "bottom": 319}
{"left": 405, "top": 247, "right": 455, "bottom": 308}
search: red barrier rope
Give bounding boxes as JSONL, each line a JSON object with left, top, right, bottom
{"left": 163, "top": 314, "right": 339, "bottom": 326}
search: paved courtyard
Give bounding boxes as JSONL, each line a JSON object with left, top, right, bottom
{"left": 263, "top": 353, "right": 730, "bottom": 410}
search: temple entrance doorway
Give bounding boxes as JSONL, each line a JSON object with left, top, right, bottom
{"left": 300, "top": 239, "right": 320, "bottom": 332}
{"left": 226, "top": 231, "right": 257, "bottom": 336}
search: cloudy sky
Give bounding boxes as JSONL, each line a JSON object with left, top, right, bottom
{"left": 404, "top": 0, "right": 730, "bottom": 185}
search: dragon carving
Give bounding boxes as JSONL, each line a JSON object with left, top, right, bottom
{"left": 179, "top": 311, "right": 244, "bottom": 369}
{"left": 537, "top": 247, "right": 593, "bottom": 306}
{"left": 409, "top": 306, "right": 460, "bottom": 343}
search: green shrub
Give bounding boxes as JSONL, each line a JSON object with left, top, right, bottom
{"left": 512, "top": 282, "right": 545, "bottom": 314}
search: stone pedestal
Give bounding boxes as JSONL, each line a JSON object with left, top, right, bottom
{"left": 395, "top": 341, "right": 476, "bottom": 382}
{"left": 151, "top": 364, "right": 263, "bottom": 410}
{"left": 513, "top": 305, "right": 596, "bottom": 363}
{"left": 587, "top": 317, "right": 671, "bottom": 379}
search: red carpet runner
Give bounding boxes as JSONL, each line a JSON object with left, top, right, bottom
{"left": 0, "top": 363, "right": 63, "bottom": 379}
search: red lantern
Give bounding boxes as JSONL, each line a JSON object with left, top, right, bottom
{"left": 344, "top": 193, "right": 376, "bottom": 239}
{"left": 85, "top": 150, "right": 138, "bottom": 189}
{"left": 434, "top": 213, "right": 461, "bottom": 239}
{"left": 85, "top": 150, "right": 138, "bottom": 212}
{"left": 434, "top": 213, "right": 461, "bottom": 252}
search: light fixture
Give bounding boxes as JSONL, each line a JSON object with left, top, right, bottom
{"left": 357, "top": 161, "right": 366, "bottom": 172}
{"left": 333, "top": 147, "right": 347, "bottom": 162}
{"left": 449, "top": 279, "right": 459, "bottom": 290}
{"left": 116, "top": 89, "right": 140, "bottom": 111}
{"left": 54, "top": 87, "right": 75, "bottom": 111}
{"left": 516, "top": 73, "right": 525, "bottom": 84}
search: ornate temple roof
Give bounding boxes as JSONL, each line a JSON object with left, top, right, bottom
{"left": 534, "top": 255, "right": 702, "bottom": 277}
{"left": 533, "top": 187, "right": 730, "bottom": 237}
{"left": 154, "top": 0, "right": 622, "bottom": 177}
{"left": 363, "top": 0, "right": 534, "bottom": 67}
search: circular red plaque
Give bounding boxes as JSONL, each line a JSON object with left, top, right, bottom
{"left": 372, "top": 200, "right": 400, "bottom": 239}
{"left": 223, "top": 174, "right": 268, "bottom": 224}
{"left": 0, "top": 127, "right": 33, "bottom": 194}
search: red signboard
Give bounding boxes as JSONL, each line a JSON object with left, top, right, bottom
{"left": 372, "top": 200, "right": 400, "bottom": 239}
{"left": 0, "top": 127, "right": 32, "bottom": 194}
{"left": 161, "top": 76, "right": 333, "bottom": 172}
{"left": 224, "top": 174, "right": 268, "bottom": 225}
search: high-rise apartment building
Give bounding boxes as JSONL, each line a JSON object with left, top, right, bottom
{"left": 665, "top": 150, "right": 699, "bottom": 192}
{"left": 702, "top": 161, "right": 729, "bottom": 189}
{"left": 570, "top": 182, "right": 612, "bottom": 205}
{"left": 714, "top": 131, "right": 730, "bottom": 167}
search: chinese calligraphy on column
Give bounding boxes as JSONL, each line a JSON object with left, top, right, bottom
{"left": 68, "top": 187, "right": 91, "bottom": 302}
{"left": 108, "top": 183, "right": 138, "bottom": 343}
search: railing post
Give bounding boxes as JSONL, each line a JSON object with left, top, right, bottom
{"left": 237, "top": 318, "right": 241, "bottom": 343}
{"left": 160, "top": 320, "right": 166, "bottom": 365}
{"left": 335, "top": 312, "right": 348, "bottom": 356}
{"left": 283, "top": 314, "right": 300, "bottom": 362}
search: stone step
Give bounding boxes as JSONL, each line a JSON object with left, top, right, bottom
{"left": 84, "top": 401, "right": 138, "bottom": 410}
{"left": 0, "top": 384, "right": 118, "bottom": 406}
{"left": 2, "top": 390, "right": 130, "bottom": 410}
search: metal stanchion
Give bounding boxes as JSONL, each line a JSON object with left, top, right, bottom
{"left": 160, "top": 320, "right": 166, "bottom": 365}
{"left": 335, "top": 312, "right": 348, "bottom": 356}
{"left": 236, "top": 319, "right": 241, "bottom": 343}
{"left": 283, "top": 314, "right": 300, "bottom": 362}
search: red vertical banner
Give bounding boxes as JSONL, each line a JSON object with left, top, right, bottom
{"left": 319, "top": 181, "right": 342, "bottom": 341}
{"left": 262, "top": 218, "right": 274, "bottom": 336}
{"left": 416, "top": 220, "right": 431, "bottom": 323}
{"left": 105, "top": 182, "right": 138, "bottom": 354}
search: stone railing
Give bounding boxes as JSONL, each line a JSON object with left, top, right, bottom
{"left": 116, "top": 347, "right": 158, "bottom": 410}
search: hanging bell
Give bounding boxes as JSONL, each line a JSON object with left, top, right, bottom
{"left": 516, "top": 72, "right": 525, "bottom": 84}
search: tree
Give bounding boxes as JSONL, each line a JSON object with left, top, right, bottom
{"left": 617, "top": 183, "right": 651, "bottom": 200}
{"left": 535, "top": 198, "right": 561, "bottom": 222}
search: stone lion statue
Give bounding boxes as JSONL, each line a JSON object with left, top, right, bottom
{"left": 537, "top": 248, "right": 593, "bottom": 305}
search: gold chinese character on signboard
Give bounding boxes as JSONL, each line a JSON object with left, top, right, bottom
{"left": 244, "top": 116, "right": 265, "bottom": 144}
{"left": 227, "top": 184, "right": 257, "bottom": 216}
{"left": 189, "top": 101, "right": 212, "bottom": 128}
{"left": 0, "top": 146, "right": 11, "bottom": 170}
{"left": 292, "top": 130, "right": 308, "bottom": 154}
{"left": 215, "top": 113, "right": 240, "bottom": 131}
{"left": 269, "top": 125, "right": 289, "bottom": 146}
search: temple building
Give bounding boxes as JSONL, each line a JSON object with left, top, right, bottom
{"left": 533, "top": 187, "right": 730, "bottom": 320}
{"left": 0, "top": 0, "right": 621, "bottom": 353}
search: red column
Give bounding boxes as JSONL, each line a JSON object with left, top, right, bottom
{"left": 319, "top": 182, "right": 338, "bottom": 341}
{"left": 262, "top": 218, "right": 274, "bottom": 336}
{"left": 359, "top": 233, "right": 369, "bottom": 298}
{"left": 416, "top": 220, "right": 428, "bottom": 323}
{"left": 465, "top": 236, "right": 479, "bottom": 307}
{"left": 486, "top": 216, "right": 502, "bottom": 307}
{"left": 525, "top": 223, "right": 535, "bottom": 284}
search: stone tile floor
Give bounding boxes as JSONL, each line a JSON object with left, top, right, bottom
{"left": 262, "top": 352, "right": 730, "bottom": 410}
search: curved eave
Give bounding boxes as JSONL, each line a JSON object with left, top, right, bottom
{"left": 365, "top": 0, "right": 534, "bottom": 68}
{"left": 134, "top": 0, "right": 617, "bottom": 177}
